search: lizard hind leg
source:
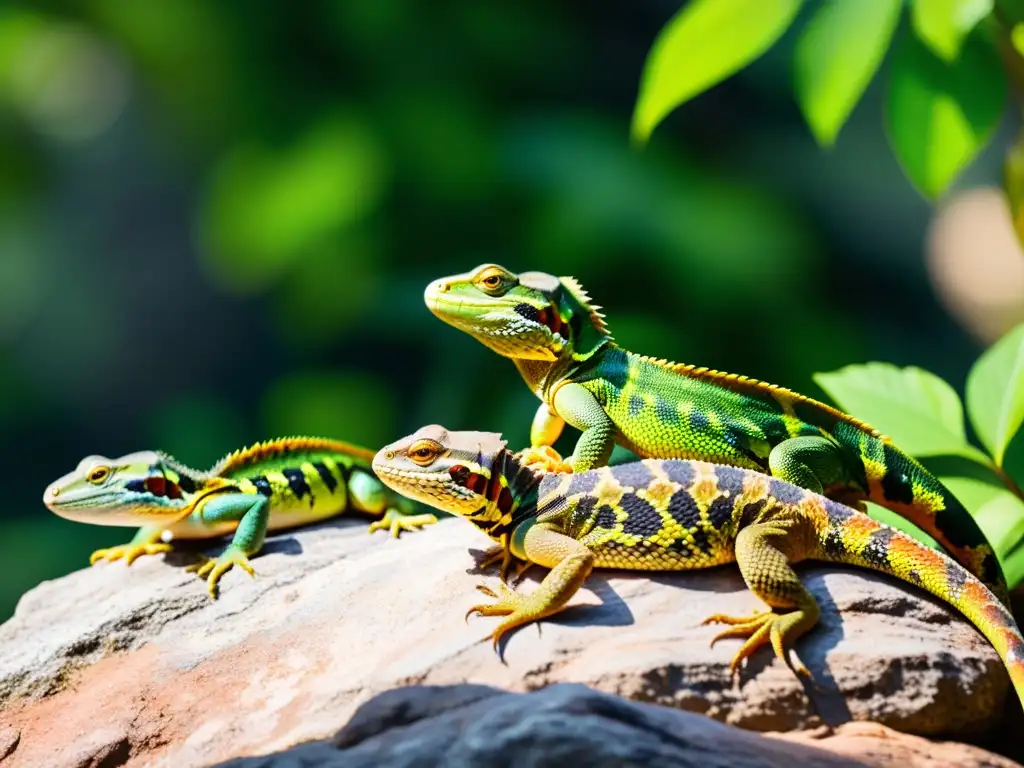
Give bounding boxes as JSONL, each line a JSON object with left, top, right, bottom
{"left": 768, "top": 436, "right": 853, "bottom": 496}
{"left": 704, "top": 520, "right": 821, "bottom": 678}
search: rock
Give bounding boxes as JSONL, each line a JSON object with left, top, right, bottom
{"left": 775, "top": 721, "right": 1023, "bottom": 768}
{"left": 0, "top": 517, "right": 1015, "bottom": 767}
{"left": 214, "top": 683, "right": 1021, "bottom": 768}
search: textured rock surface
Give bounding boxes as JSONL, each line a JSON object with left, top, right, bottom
{"left": 0, "top": 517, "right": 1014, "bottom": 767}
{"left": 215, "top": 684, "right": 1021, "bottom": 768}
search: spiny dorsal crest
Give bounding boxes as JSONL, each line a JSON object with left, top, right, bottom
{"left": 637, "top": 356, "right": 886, "bottom": 439}
{"left": 561, "top": 276, "right": 611, "bottom": 337}
{"left": 156, "top": 453, "right": 207, "bottom": 482}
{"left": 211, "top": 436, "right": 374, "bottom": 476}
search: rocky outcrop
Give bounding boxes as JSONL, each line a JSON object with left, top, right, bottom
{"left": 0, "top": 517, "right": 1015, "bottom": 767}
{"left": 216, "top": 684, "right": 1021, "bottom": 768}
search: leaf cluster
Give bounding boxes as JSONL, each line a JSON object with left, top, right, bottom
{"left": 633, "top": 0, "right": 1013, "bottom": 199}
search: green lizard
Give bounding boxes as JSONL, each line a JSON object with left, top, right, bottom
{"left": 424, "top": 264, "right": 1008, "bottom": 604}
{"left": 372, "top": 425, "right": 1024, "bottom": 708}
{"left": 44, "top": 436, "right": 438, "bottom": 597}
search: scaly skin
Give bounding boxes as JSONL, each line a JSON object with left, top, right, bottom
{"left": 424, "top": 264, "right": 1008, "bottom": 605}
{"left": 44, "top": 437, "right": 438, "bottom": 597}
{"left": 373, "top": 425, "right": 1024, "bottom": 706}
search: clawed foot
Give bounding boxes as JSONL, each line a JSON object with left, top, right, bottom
{"left": 368, "top": 511, "right": 439, "bottom": 538}
{"left": 475, "top": 545, "right": 533, "bottom": 584}
{"left": 702, "top": 610, "right": 810, "bottom": 677}
{"left": 517, "top": 446, "right": 573, "bottom": 475}
{"left": 465, "top": 582, "right": 545, "bottom": 656}
{"left": 186, "top": 547, "right": 256, "bottom": 599}
{"left": 90, "top": 542, "right": 172, "bottom": 567}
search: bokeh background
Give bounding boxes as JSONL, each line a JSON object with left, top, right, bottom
{"left": 1, "top": 1, "right": 1022, "bottom": 621}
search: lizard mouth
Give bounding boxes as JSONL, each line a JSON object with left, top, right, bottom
{"left": 425, "top": 295, "right": 507, "bottom": 322}
{"left": 423, "top": 281, "right": 518, "bottom": 322}
{"left": 372, "top": 463, "right": 478, "bottom": 514}
{"left": 44, "top": 489, "right": 123, "bottom": 511}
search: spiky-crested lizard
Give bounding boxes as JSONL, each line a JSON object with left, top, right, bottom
{"left": 373, "top": 425, "right": 1024, "bottom": 705}
{"left": 44, "top": 436, "right": 438, "bottom": 597}
{"left": 424, "top": 264, "right": 1008, "bottom": 605}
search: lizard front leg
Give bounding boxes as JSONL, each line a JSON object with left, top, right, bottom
{"left": 187, "top": 493, "right": 269, "bottom": 598}
{"left": 530, "top": 402, "right": 564, "bottom": 448}
{"left": 467, "top": 521, "right": 594, "bottom": 652}
{"left": 703, "top": 519, "right": 820, "bottom": 677}
{"left": 517, "top": 404, "right": 572, "bottom": 474}
{"left": 90, "top": 525, "right": 172, "bottom": 566}
{"left": 552, "top": 382, "right": 616, "bottom": 472}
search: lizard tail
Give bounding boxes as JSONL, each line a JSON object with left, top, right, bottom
{"left": 815, "top": 499, "right": 1024, "bottom": 709}
{"left": 834, "top": 424, "right": 1009, "bottom": 605}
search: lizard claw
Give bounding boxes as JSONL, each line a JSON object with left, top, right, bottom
{"left": 186, "top": 547, "right": 256, "bottom": 599}
{"left": 702, "top": 609, "right": 812, "bottom": 678}
{"left": 517, "top": 446, "right": 573, "bottom": 475}
{"left": 465, "top": 581, "right": 545, "bottom": 658}
{"left": 474, "top": 544, "right": 531, "bottom": 584}
{"left": 368, "top": 511, "right": 439, "bottom": 538}
{"left": 90, "top": 542, "right": 172, "bottom": 566}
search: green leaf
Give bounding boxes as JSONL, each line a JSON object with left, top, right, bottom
{"left": 885, "top": 28, "right": 1006, "bottom": 198}
{"left": 911, "top": 0, "right": 993, "bottom": 62}
{"left": 1001, "top": 540, "right": 1024, "bottom": 589}
{"left": 966, "top": 324, "right": 1024, "bottom": 466}
{"left": 813, "top": 362, "right": 986, "bottom": 459}
{"left": 794, "top": 0, "right": 902, "bottom": 147}
{"left": 632, "top": 0, "right": 803, "bottom": 144}
{"left": 972, "top": 489, "right": 1024, "bottom": 557}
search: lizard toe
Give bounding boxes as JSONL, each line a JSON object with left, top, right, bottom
{"left": 704, "top": 609, "right": 814, "bottom": 678}
{"left": 90, "top": 542, "right": 172, "bottom": 567}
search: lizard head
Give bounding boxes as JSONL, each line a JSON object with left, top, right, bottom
{"left": 372, "top": 424, "right": 512, "bottom": 520}
{"left": 424, "top": 264, "right": 611, "bottom": 362}
{"left": 44, "top": 451, "right": 198, "bottom": 526}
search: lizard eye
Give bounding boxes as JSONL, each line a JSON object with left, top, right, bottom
{"left": 87, "top": 466, "right": 110, "bottom": 484}
{"left": 473, "top": 267, "right": 515, "bottom": 296}
{"left": 408, "top": 439, "right": 443, "bottom": 466}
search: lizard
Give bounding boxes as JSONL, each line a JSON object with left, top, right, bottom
{"left": 44, "top": 436, "right": 439, "bottom": 597}
{"left": 371, "top": 424, "right": 1024, "bottom": 707}
{"left": 423, "top": 264, "right": 1009, "bottom": 605}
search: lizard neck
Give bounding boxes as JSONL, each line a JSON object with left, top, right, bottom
{"left": 158, "top": 456, "right": 206, "bottom": 501}
{"left": 466, "top": 448, "right": 542, "bottom": 542}
{"left": 515, "top": 338, "right": 611, "bottom": 401}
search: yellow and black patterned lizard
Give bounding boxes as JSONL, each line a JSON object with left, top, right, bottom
{"left": 372, "top": 424, "right": 1024, "bottom": 705}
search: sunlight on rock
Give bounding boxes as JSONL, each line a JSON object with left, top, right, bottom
{"left": 926, "top": 188, "right": 1024, "bottom": 344}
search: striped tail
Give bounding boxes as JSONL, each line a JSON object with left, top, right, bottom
{"left": 815, "top": 499, "right": 1024, "bottom": 709}
{"left": 837, "top": 424, "right": 1009, "bottom": 605}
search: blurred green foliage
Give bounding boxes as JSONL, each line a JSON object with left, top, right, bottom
{"left": 0, "top": 1, "right": 1012, "bottom": 620}
{"left": 635, "top": 0, "right": 1010, "bottom": 201}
